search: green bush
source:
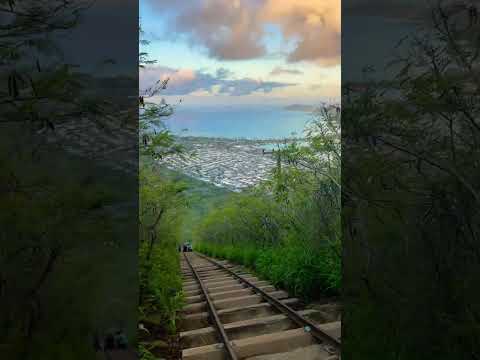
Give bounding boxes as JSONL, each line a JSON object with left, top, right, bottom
{"left": 196, "top": 238, "right": 340, "bottom": 300}
{"left": 139, "top": 241, "right": 183, "bottom": 334}
{"left": 139, "top": 166, "right": 185, "bottom": 334}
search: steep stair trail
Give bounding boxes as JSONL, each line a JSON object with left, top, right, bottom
{"left": 180, "top": 252, "right": 341, "bottom": 360}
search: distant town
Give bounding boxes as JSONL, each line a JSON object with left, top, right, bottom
{"left": 46, "top": 117, "right": 304, "bottom": 192}
{"left": 159, "top": 136, "right": 300, "bottom": 192}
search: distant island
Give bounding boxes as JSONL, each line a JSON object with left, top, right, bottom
{"left": 284, "top": 104, "right": 317, "bottom": 112}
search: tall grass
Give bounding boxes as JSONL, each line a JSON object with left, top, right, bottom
{"left": 195, "top": 235, "right": 340, "bottom": 300}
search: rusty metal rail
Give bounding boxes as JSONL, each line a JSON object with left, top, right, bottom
{"left": 183, "top": 253, "right": 239, "bottom": 360}
{"left": 195, "top": 252, "right": 341, "bottom": 350}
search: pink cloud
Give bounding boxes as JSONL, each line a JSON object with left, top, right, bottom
{"left": 171, "top": 0, "right": 266, "bottom": 60}
{"left": 261, "top": 0, "right": 340, "bottom": 65}
{"left": 139, "top": 66, "right": 197, "bottom": 93}
{"left": 140, "top": 65, "right": 295, "bottom": 96}
{"left": 148, "top": 0, "right": 340, "bottom": 65}
{"left": 270, "top": 67, "right": 304, "bottom": 76}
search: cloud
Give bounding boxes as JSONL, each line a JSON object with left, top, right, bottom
{"left": 166, "top": 0, "right": 266, "bottom": 60}
{"left": 261, "top": 0, "right": 340, "bottom": 65}
{"left": 270, "top": 66, "right": 304, "bottom": 76}
{"left": 309, "top": 84, "right": 323, "bottom": 90}
{"left": 147, "top": 0, "right": 340, "bottom": 65}
{"left": 219, "top": 77, "right": 295, "bottom": 96}
{"left": 216, "top": 67, "right": 234, "bottom": 79}
{"left": 140, "top": 65, "right": 295, "bottom": 96}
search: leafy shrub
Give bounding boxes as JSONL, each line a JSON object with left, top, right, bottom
{"left": 194, "top": 111, "right": 341, "bottom": 300}
{"left": 139, "top": 166, "right": 185, "bottom": 334}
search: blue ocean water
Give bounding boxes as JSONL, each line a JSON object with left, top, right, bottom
{"left": 163, "top": 105, "right": 314, "bottom": 140}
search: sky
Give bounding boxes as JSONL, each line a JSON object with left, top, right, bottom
{"left": 139, "top": 0, "right": 341, "bottom": 106}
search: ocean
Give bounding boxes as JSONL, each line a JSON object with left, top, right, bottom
{"left": 162, "top": 105, "right": 315, "bottom": 140}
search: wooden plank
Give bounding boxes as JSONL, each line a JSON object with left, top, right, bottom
{"left": 181, "top": 310, "right": 319, "bottom": 348}
{"left": 182, "top": 328, "right": 314, "bottom": 360}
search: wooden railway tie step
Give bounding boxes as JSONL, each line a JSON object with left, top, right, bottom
{"left": 180, "top": 253, "right": 341, "bottom": 360}
{"left": 180, "top": 309, "right": 322, "bottom": 348}
{"left": 182, "top": 328, "right": 317, "bottom": 360}
{"left": 178, "top": 299, "right": 301, "bottom": 332}
{"left": 182, "top": 291, "right": 289, "bottom": 314}
{"left": 185, "top": 285, "right": 277, "bottom": 304}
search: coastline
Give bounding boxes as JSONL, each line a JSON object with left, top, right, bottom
{"left": 159, "top": 136, "right": 303, "bottom": 192}
{"left": 173, "top": 135, "right": 306, "bottom": 145}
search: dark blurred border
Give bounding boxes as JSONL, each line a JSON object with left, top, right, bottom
{"left": 342, "top": 1, "right": 480, "bottom": 359}
{"left": 0, "top": 1, "right": 138, "bottom": 359}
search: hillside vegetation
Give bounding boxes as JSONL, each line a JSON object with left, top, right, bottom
{"left": 138, "top": 27, "right": 187, "bottom": 358}
{"left": 1, "top": 2, "right": 138, "bottom": 358}
{"left": 195, "top": 107, "right": 341, "bottom": 299}
{"left": 342, "top": 4, "right": 480, "bottom": 358}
